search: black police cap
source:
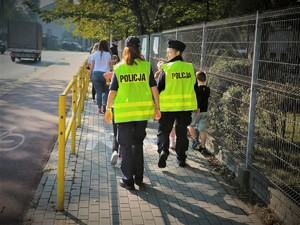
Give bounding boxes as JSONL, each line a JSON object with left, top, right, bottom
{"left": 125, "top": 36, "right": 140, "bottom": 47}
{"left": 167, "top": 40, "right": 186, "bottom": 52}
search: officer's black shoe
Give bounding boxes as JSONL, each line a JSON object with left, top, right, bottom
{"left": 135, "top": 178, "right": 143, "bottom": 186}
{"left": 177, "top": 159, "right": 186, "bottom": 167}
{"left": 119, "top": 179, "right": 135, "bottom": 190}
{"left": 158, "top": 151, "right": 168, "bottom": 168}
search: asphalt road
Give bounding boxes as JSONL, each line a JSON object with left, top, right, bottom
{"left": 0, "top": 50, "right": 89, "bottom": 225}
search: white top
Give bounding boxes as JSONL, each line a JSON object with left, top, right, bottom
{"left": 91, "top": 51, "right": 112, "bottom": 72}
{"left": 88, "top": 54, "right": 93, "bottom": 65}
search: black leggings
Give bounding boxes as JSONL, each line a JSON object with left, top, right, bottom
{"left": 112, "top": 108, "right": 119, "bottom": 153}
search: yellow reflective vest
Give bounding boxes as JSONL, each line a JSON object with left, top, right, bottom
{"left": 160, "top": 61, "right": 197, "bottom": 111}
{"left": 113, "top": 59, "right": 154, "bottom": 123}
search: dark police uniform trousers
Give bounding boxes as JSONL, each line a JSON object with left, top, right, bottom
{"left": 117, "top": 121, "right": 147, "bottom": 182}
{"left": 157, "top": 111, "right": 192, "bottom": 161}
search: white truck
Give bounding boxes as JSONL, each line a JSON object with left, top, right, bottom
{"left": 8, "top": 21, "right": 42, "bottom": 62}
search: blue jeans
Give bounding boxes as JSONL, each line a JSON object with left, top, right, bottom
{"left": 91, "top": 71, "right": 109, "bottom": 110}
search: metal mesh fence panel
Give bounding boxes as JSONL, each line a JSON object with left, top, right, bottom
{"left": 175, "top": 25, "right": 204, "bottom": 69}
{"left": 252, "top": 9, "right": 300, "bottom": 206}
{"left": 149, "top": 7, "right": 300, "bottom": 206}
{"left": 204, "top": 18, "right": 256, "bottom": 165}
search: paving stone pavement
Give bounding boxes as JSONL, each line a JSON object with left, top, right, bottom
{"left": 23, "top": 90, "right": 264, "bottom": 225}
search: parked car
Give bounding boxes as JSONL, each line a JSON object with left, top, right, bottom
{"left": 61, "top": 41, "right": 83, "bottom": 51}
{"left": 0, "top": 40, "right": 6, "bottom": 54}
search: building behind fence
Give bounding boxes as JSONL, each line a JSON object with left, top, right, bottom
{"left": 118, "top": 7, "right": 300, "bottom": 225}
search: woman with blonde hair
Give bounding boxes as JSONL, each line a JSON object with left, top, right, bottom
{"left": 88, "top": 43, "right": 99, "bottom": 102}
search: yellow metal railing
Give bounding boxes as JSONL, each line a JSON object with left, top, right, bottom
{"left": 56, "top": 64, "right": 90, "bottom": 210}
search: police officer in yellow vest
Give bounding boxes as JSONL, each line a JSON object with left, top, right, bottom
{"left": 105, "top": 36, "right": 161, "bottom": 190}
{"left": 157, "top": 40, "right": 198, "bottom": 168}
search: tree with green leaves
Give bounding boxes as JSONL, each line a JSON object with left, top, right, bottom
{"left": 24, "top": 0, "right": 213, "bottom": 40}
{"left": 24, "top": 0, "right": 299, "bottom": 40}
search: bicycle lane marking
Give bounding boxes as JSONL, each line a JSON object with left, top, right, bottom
{"left": 0, "top": 127, "right": 25, "bottom": 152}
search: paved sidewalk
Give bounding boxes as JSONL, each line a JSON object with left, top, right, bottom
{"left": 23, "top": 91, "right": 263, "bottom": 225}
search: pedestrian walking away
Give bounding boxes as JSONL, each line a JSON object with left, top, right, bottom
{"left": 110, "top": 107, "right": 120, "bottom": 165}
{"left": 87, "top": 43, "right": 99, "bottom": 103}
{"left": 156, "top": 40, "right": 198, "bottom": 168}
{"left": 90, "top": 40, "right": 113, "bottom": 114}
{"left": 104, "top": 56, "right": 121, "bottom": 166}
{"left": 105, "top": 36, "right": 161, "bottom": 190}
{"left": 154, "top": 60, "right": 177, "bottom": 150}
{"left": 187, "top": 71, "right": 210, "bottom": 153}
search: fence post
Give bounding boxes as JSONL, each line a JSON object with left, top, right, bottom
{"left": 71, "top": 76, "right": 77, "bottom": 154}
{"left": 56, "top": 94, "right": 66, "bottom": 211}
{"left": 246, "top": 11, "right": 262, "bottom": 169}
{"left": 200, "top": 23, "right": 206, "bottom": 69}
{"left": 77, "top": 73, "right": 82, "bottom": 127}
{"left": 81, "top": 71, "right": 88, "bottom": 112}
{"left": 83, "top": 72, "right": 89, "bottom": 106}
